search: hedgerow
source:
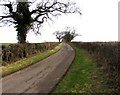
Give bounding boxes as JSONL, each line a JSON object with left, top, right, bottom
{"left": 74, "top": 42, "right": 119, "bottom": 93}
{"left": 2, "top": 42, "right": 59, "bottom": 66}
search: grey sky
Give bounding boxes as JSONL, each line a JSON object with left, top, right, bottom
{"left": 0, "top": 0, "right": 118, "bottom": 43}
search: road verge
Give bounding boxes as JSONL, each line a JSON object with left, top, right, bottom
{"left": 1, "top": 43, "right": 63, "bottom": 77}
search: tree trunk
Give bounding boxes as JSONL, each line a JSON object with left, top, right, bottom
{"left": 16, "top": 1, "right": 30, "bottom": 43}
{"left": 58, "top": 39, "right": 61, "bottom": 42}
{"left": 17, "top": 25, "right": 27, "bottom": 43}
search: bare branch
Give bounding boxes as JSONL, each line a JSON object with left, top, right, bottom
{"left": 35, "top": 16, "right": 47, "bottom": 24}
{"left": 31, "top": 0, "right": 81, "bottom": 22}
{"left": 0, "top": 15, "right": 12, "bottom": 20}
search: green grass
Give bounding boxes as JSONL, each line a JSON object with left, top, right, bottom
{"left": 52, "top": 43, "right": 109, "bottom": 93}
{"left": 1, "top": 43, "right": 63, "bottom": 77}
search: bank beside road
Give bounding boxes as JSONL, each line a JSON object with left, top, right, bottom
{"left": 53, "top": 43, "right": 110, "bottom": 93}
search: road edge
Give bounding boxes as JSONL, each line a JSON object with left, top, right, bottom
{"left": 50, "top": 42, "right": 76, "bottom": 94}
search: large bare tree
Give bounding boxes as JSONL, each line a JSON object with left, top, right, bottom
{"left": 0, "top": 0, "right": 81, "bottom": 43}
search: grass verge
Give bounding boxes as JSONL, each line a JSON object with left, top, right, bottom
{"left": 52, "top": 43, "right": 109, "bottom": 93}
{"left": 1, "top": 43, "right": 63, "bottom": 77}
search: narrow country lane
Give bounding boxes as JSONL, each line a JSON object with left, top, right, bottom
{"left": 2, "top": 43, "right": 75, "bottom": 94}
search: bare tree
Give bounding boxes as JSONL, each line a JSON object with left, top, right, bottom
{"left": 53, "top": 31, "right": 64, "bottom": 42}
{"left": 53, "top": 27, "right": 80, "bottom": 42}
{"left": 0, "top": 0, "right": 81, "bottom": 43}
{"left": 63, "top": 27, "right": 80, "bottom": 42}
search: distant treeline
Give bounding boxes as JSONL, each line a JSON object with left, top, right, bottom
{"left": 2, "top": 42, "right": 59, "bottom": 66}
{"left": 74, "top": 42, "right": 119, "bottom": 93}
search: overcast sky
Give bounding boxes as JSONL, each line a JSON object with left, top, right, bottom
{"left": 0, "top": 0, "right": 119, "bottom": 43}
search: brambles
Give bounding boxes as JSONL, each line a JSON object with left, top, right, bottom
{"left": 74, "top": 42, "right": 119, "bottom": 93}
{"left": 2, "top": 42, "right": 59, "bottom": 66}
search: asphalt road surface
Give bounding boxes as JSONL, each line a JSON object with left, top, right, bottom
{"left": 2, "top": 43, "right": 75, "bottom": 94}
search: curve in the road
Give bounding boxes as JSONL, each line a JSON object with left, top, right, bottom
{"left": 2, "top": 43, "right": 75, "bottom": 94}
